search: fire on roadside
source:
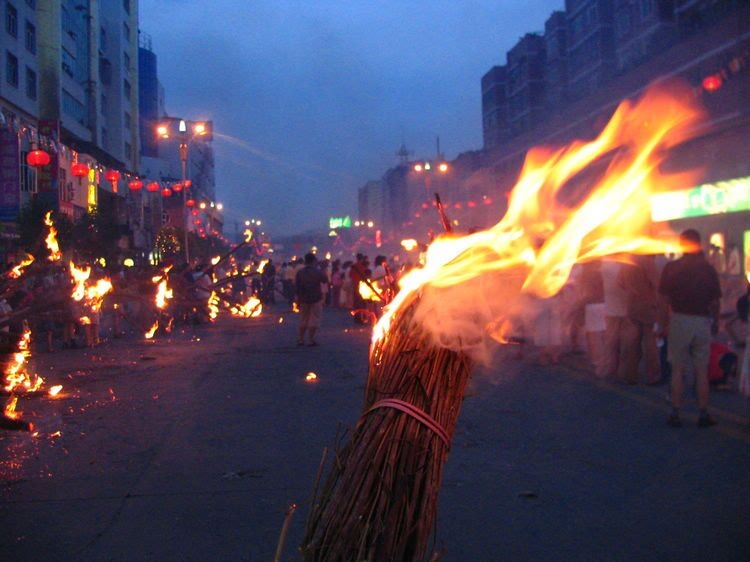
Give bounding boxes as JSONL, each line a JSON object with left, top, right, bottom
{"left": 230, "top": 296, "right": 262, "bottom": 318}
{"left": 3, "top": 325, "right": 44, "bottom": 393}
{"left": 359, "top": 281, "right": 382, "bottom": 302}
{"left": 69, "top": 262, "right": 113, "bottom": 322}
{"left": 373, "top": 84, "right": 705, "bottom": 355}
{"left": 8, "top": 253, "right": 35, "bottom": 278}
{"left": 43, "top": 211, "right": 62, "bottom": 261}
{"left": 208, "top": 291, "right": 220, "bottom": 321}
{"left": 400, "top": 239, "right": 418, "bottom": 252}
{"left": 144, "top": 321, "right": 159, "bottom": 340}
{"left": 4, "top": 396, "right": 20, "bottom": 419}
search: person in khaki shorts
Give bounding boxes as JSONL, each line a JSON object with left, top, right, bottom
{"left": 658, "top": 229, "right": 722, "bottom": 428}
{"left": 295, "top": 253, "right": 329, "bottom": 347}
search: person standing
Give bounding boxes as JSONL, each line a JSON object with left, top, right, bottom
{"left": 618, "top": 254, "right": 660, "bottom": 385}
{"left": 601, "top": 260, "right": 628, "bottom": 380}
{"left": 295, "top": 253, "right": 329, "bottom": 346}
{"left": 659, "top": 229, "right": 722, "bottom": 428}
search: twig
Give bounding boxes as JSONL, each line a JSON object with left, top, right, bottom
{"left": 273, "top": 503, "right": 298, "bottom": 562}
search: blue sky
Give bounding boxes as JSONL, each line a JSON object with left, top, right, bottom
{"left": 139, "top": 1, "right": 561, "bottom": 236}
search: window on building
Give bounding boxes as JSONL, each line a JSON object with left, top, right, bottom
{"left": 59, "top": 168, "right": 74, "bottom": 202}
{"left": 123, "top": 78, "right": 131, "bottom": 100}
{"left": 24, "top": 20, "right": 34, "bottom": 52}
{"left": 6, "top": 2, "right": 17, "bottom": 38}
{"left": 123, "top": 0, "right": 130, "bottom": 14}
{"left": 62, "top": 88, "right": 87, "bottom": 126}
{"left": 6, "top": 51, "right": 18, "bottom": 87}
{"left": 100, "top": 26, "right": 107, "bottom": 51}
{"left": 62, "top": 47, "right": 75, "bottom": 77}
{"left": 20, "top": 151, "right": 35, "bottom": 193}
{"left": 25, "top": 66, "right": 35, "bottom": 99}
{"left": 101, "top": 127, "right": 108, "bottom": 149}
{"left": 615, "top": 7, "right": 631, "bottom": 37}
{"left": 124, "top": 111, "right": 131, "bottom": 129}
{"left": 123, "top": 21, "right": 130, "bottom": 43}
{"left": 100, "top": 92, "right": 107, "bottom": 113}
{"left": 640, "top": 0, "right": 653, "bottom": 18}
{"left": 124, "top": 141, "right": 132, "bottom": 160}
{"left": 25, "top": 0, "right": 34, "bottom": 8}
{"left": 123, "top": 51, "right": 130, "bottom": 70}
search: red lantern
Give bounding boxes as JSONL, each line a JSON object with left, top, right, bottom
{"left": 128, "top": 179, "right": 143, "bottom": 191}
{"left": 467, "top": 200, "right": 477, "bottom": 208}
{"left": 194, "top": 219, "right": 203, "bottom": 226}
{"left": 146, "top": 181, "right": 160, "bottom": 192}
{"left": 71, "top": 162, "right": 90, "bottom": 177}
{"left": 185, "top": 198, "right": 195, "bottom": 208}
{"left": 161, "top": 187, "right": 172, "bottom": 197}
{"left": 172, "top": 182, "right": 183, "bottom": 192}
{"left": 702, "top": 74, "right": 722, "bottom": 92}
{"left": 26, "top": 149, "right": 51, "bottom": 167}
{"left": 184, "top": 180, "right": 192, "bottom": 188}
{"left": 105, "top": 169, "right": 121, "bottom": 183}
{"left": 191, "top": 209, "right": 199, "bottom": 216}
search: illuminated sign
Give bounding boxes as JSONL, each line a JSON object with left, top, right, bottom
{"left": 745, "top": 231, "right": 750, "bottom": 282}
{"left": 650, "top": 176, "right": 750, "bottom": 222}
{"left": 87, "top": 169, "right": 97, "bottom": 212}
{"left": 329, "top": 216, "right": 352, "bottom": 229}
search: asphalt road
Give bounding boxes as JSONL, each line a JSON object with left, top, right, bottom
{"left": 1, "top": 306, "right": 748, "bottom": 561}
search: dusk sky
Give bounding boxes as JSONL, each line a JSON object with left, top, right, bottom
{"left": 138, "top": 1, "right": 562, "bottom": 237}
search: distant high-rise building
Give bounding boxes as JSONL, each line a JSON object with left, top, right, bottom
{"left": 544, "top": 11, "right": 568, "bottom": 113}
{"left": 565, "top": 0, "right": 616, "bottom": 98}
{"left": 138, "top": 33, "right": 161, "bottom": 159}
{"left": 481, "top": 66, "right": 508, "bottom": 150}
{"left": 36, "top": 0, "right": 139, "bottom": 170}
{"left": 506, "top": 33, "right": 546, "bottom": 136}
{"left": 614, "top": 0, "right": 676, "bottom": 72}
{"left": 0, "top": 0, "right": 139, "bottom": 222}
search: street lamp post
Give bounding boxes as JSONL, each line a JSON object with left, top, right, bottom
{"left": 157, "top": 119, "right": 209, "bottom": 265}
{"left": 179, "top": 138, "right": 189, "bottom": 264}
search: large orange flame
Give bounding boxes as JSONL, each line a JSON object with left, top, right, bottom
{"left": 375, "top": 85, "right": 704, "bottom": 359}
{"left": 44, "top": 212, "right": 62, "bottom": 261}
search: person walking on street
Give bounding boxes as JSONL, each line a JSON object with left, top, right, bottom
{"left": 658, "top": 229, "right": 722, "bottom": 428}
{"left": 295, "top": 253, "right": 329, "bottom": 346}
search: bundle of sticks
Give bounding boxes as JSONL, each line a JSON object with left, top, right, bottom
{"left": 302, "top": 296, "right": 472, "bottom": 561}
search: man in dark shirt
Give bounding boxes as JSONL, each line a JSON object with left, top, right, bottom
{"left": 295, "top": 253, "right": 329, "bottom": 346}
{"left": 658, "top": 229, "right": 722, "bottom": 428}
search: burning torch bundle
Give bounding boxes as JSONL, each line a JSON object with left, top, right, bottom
{"left": 302, "top": 84, "right": 706, "bottom": 560}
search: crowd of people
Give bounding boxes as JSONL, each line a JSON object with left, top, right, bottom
{"left": 523, "top": 229, "right": 750, "bottom": 427}
{"left": 1, "top": 227, "right": 748, "bottom": 427}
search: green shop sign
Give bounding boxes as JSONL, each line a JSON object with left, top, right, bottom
{"left": 650, "top": 176, "right": 750, "bottom": 222}
{"left": 329, "top": 216, "right": 352, "bottom": 229}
